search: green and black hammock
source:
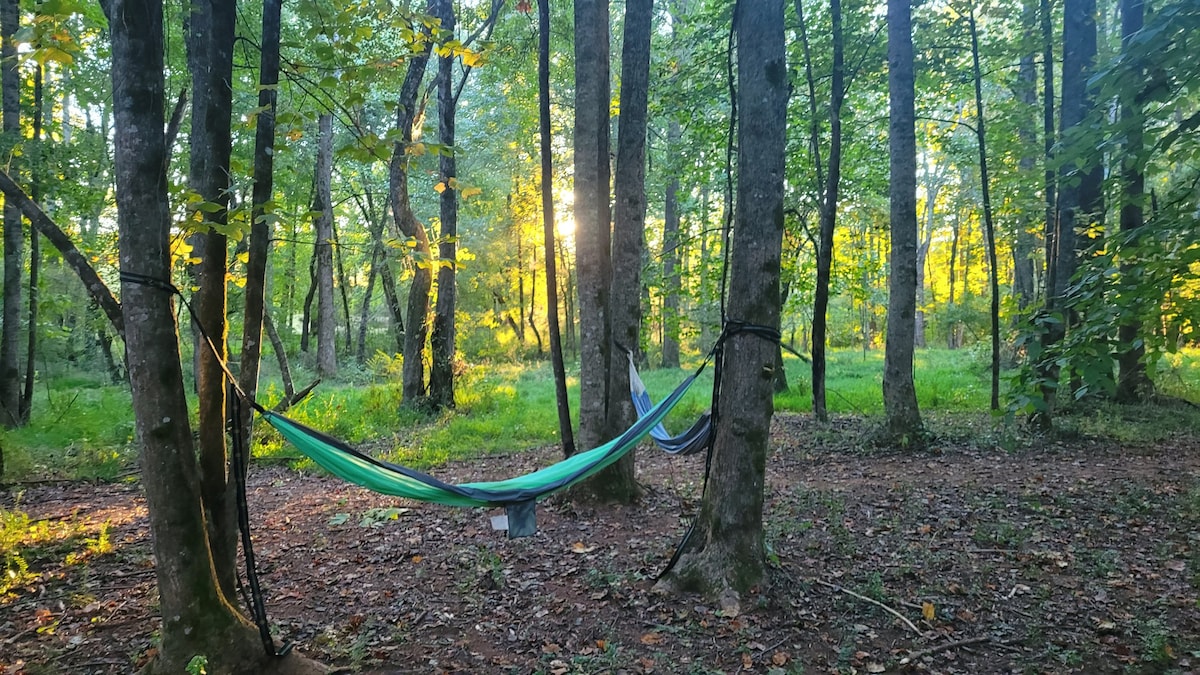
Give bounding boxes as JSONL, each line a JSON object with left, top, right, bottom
{"left": 261, "top": 361, "right": 707, "bottom": 536}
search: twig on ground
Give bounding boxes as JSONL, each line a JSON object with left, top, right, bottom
{"left": 899, "top": 636, "right": 991, "bottom": 665}
{"left": 813, "top": 579, "right": 923, "bottom": 635}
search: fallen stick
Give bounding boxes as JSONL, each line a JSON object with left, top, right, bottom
{"left": 899, "top": 636, "right": 991, "bottom": 665}
{"left": 813, "top": 579, "right": 923, "bottom": 635}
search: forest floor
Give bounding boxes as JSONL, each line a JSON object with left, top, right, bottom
{"left": 2, "top": 411, "right": 1199, "bottom": 674}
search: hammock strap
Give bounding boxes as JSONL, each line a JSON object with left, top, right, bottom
{"left": 121, "top": 271, "right": 281, "bottom": 658}
{"left": 657, "top": 319, "right": 783, "bottom": 579}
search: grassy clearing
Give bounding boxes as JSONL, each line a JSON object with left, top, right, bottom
{"left": 3, "top": 347, "right": 1199, "bottom": 482}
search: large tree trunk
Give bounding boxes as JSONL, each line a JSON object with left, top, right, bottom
{"left": 1115, "top": 0, "right": 1149, "bottom": 403}
{"left": 538, "top": 0, "right": 576, "bottom": 457}
{"left": 665, "top": 0, "right": 786, "bottom": 602}
{"left": 429, "top": 0, "right": 458, "bottom": 410}
{"left": 0, "top": 0, "right": 21, "bottom": 431}
{"left": 388, "top": 7, "right": 435, "bottom": 405}
{"left": 803, "top": 0, "right": 843, "bottom": 422}
{"left": 573, "top": 0, "right": 613, "bottom": 455}
{"left": 882, "top": 0, "right": 923, "bottom": 443}
{"left": 592, "top": 0, "right": 652, "bottom": 503}
{"left": 109, "top": 2, "right": 323, "bottom": 671}
{"left": 188, "top": 0, "right": 238, "bottom": 599}
{"left": 314, "top": 113, "right": 337, "bottom": 378}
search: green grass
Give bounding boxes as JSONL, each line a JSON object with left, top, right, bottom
{"left": 4, "top": 347, "right": 1200, "bottom": 482}
{"left": 775, "top": 346, "right": 993, "bottom": 414}
{"left": 0, "top": 372, "right": 136, "bottom": 480}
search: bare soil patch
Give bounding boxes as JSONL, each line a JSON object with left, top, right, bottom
{"left": 3, "top": 413, "right": 1199, "bottom": 674}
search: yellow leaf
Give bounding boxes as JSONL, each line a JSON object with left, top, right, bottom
{"left": 407, "top": 142, "right": 426, "bottom": 156}
{"left": 433, "top": 181, "right": 447, "bottom": 194}
{"left": 570, "top": 542, "right": 597, "bottom": 554}
{"left": 461, "top": 186, "right": 482, "bottom": 200}
{"left": 922, "top": 602, "right": 936, "bottom": 621}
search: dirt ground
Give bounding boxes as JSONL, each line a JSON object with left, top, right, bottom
{"left": 2, "top": 413, "right": 1199, "bottom": 674}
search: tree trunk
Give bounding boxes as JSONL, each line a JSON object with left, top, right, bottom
{"left": 666, "top": 0, "right": 786, "bottom": 601}
{"left": 331, "top": 220, "right": 353, "bottom": 356}
{"left": 299, "top": 252, "right": 316, "bottom": 353}
{"left": 388, "top": 6, "right": 435, "bottom": 405}
{"left": 573, "top": 0, "right": 613, "bottom": 455}
{"left": 234, "top": 0, "right": 280, "bottom": 560}
{"left": 429, "top": 0, "right": 458, "bottom": 410}
{"left": 188, "top": 0, "right": 238, "bottom": 599}
{"left": 20, "top": 66, "right": 44, "bottom": 426}
{"left": 1041, "top": 0, "right": 1057, "bottom": 299}
{"left": 661, "top": 123, "right": 682, "bottom": 370}
{"left": 264, "top": 308, "right": 296, "bottom": 403}
{"left": 1013, "top": 3, "right": 1039, "bottom": 312}
{"left": 1035, "top": 0, "right": 1099, "bottom": 426}
{"left": 538, "top": 0, "right": 576, "bottom": 457}
{"left": 969, "top": 7, "right": 1001, "bottom": 411}
{"left": 803, "top": 0, "right": 843, "bottom": 422}
{"left": 883, "top": 0, "right": 923, "bottom": 443}
{"left": 357, "top": 244, "right": 379, "bottom": 364}
{"left": 314, "top": 113, "right": 337, "bottom": 378}
{"left": 914, "top": 159, "right": 940, "bottom": 350}
{"left": 0, "top": 0, "right": 21, "bottom": 430}
{"left": 1115, "top": 0, "right": 1149, "bottom": 403}
{"left": 594, "top": 0, "right": 652, "bottom": 503}
{"left": 108, "top": 2, "right": 323, "bottom": 670}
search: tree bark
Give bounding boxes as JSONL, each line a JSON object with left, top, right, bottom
{"left": 1115, "top": 0, "right": 1149, "bottom": 403}
{"left": 665, "top": 0, "right": 786, "bottom": 601}
{"left": 388, "top": 6, "right": 435, "bottom": 405}
{"left": 883, "top": 0, "right": 923, "bottom": 443}
{"left": 429, "top": 0, "right": 458, "bottom": 410}
{"left": 593, "top": 0, "right": 652, "bottom": 502}
{"left": 314, "top": 113, "right": 337, "bottom": 378}
{"left": 0, "top": 0, "right": 21, "bottom": 430}
{"left": 574, "top": 0, "right": 613, "bottom": 456}
{"left": 538, "top": 0, "right": 576, "bottom": 457}
{"left": 188, "top": 0, "right": 238, "bottom": 599}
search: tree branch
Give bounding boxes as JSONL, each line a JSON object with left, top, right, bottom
{"left": 0, "top": 170, "right": 124, "bottom": 338}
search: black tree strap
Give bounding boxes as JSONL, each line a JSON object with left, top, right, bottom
{"left": 657, "top": 318, "right": 781, "bottom": 579}
{"left": 120, "top": 271, "right": 282, "bottom": 658}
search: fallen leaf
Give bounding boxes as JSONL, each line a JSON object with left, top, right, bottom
{"left": 640, "top": 632, "right": 664, "bottom": 645}
{"left": 922, "top": 601, "right": 936, "bottom": 621}
{"left": 771, "top": 651, "right": 790, "bottom": 666}
{"left": 867, "top": 663, "right": 886, "bottom": 673}
{"left": 741, "top": 653, "right": 752, "bottom": 669}
{"left": 571, "top": 542, "right": 597, "bottom": 554}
